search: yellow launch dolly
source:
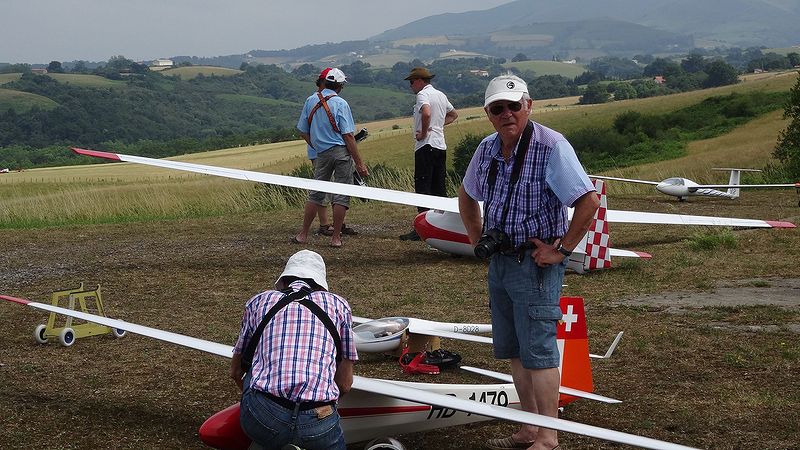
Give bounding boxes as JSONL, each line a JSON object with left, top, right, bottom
{"left": 33, "top": 283, "right": 126, "bottom": 347}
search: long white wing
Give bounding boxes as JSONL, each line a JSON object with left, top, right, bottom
{"left": 72, "top": 148, "right": 794, "bottom": 229}
{"left": 460, "top": 366, "right": 622, "bottom": 404}
{"left": 72, "top": 148, "right": 458, "bottom": 212}
{"left": 1, "top": 294, "right": 694, "bottom": 450}
{"left": 590, "top": 175, "right": 660, "bottom": 185}
{"left": 604, "top": 209, "right": 794, "bottom": 228}
{"left": 688, "top": 183, "right": 798, "bottom": 191}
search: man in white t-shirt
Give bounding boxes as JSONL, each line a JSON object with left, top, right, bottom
{"left": 400, "top": 67, "right": 458, "bottom": 241}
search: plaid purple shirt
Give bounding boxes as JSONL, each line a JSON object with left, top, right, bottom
{"left": 234, "top": 280, "right": 358, "bottom": 402}
{"left": 462, "top": 120, "right": 594, "bottom": 248}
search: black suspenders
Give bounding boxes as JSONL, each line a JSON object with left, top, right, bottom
{"left": 240, "top": 287, "right": 343, "bottom": 372}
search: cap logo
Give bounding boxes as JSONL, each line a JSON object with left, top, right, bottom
{"left": 506, "top": 81, "right": 515, "bottom": 89}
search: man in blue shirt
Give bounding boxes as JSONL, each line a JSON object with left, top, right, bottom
{"left": 294, "top": 68, "right": 368, "bottom": 248}
{"left": 458, "top": 74, "right": 599, "bottom": 450}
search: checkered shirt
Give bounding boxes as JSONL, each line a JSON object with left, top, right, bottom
{"left": 234, "top": 280, "right": 358, "bottom": 402}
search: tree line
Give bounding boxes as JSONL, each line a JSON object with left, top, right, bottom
{"left": 1, "top": 49, "right": 793, "bottom": 169}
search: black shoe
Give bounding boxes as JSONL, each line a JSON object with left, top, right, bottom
{"left": 399, "top": 229, "right": 421, "bottom": 241}
{"left": 423, "top": 349, "right": 462, "bottom": 369}
{"left": 341, "top": 223, "right": 359, "bottom": 236}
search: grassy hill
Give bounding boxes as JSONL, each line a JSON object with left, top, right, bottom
{"left": 0, "top": 88, "right": 59, "bottom": 113}
{"left": 160, "top": 66, "right": 243, "bottom": 80}
{"left": 502, "top": 60, "right": 587, "bottom": 78}
{"left": 0, "top": 73, "right": 22, "bottom": 85}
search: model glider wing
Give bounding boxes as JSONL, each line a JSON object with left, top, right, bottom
{"left": 687, "top": 182, "right": 799, "bottom": 191}
{"left": 1, "top": 293, "right": 694, "bottom": 449}
{"left": 604, "top": 209, "right": 795, "bottom": 228}
{"left": 407, "top": 318, "right": 493, "bottom": 344}
{"left": 72, "top": 148, "right": 794, "bottom": 229}
{"left": 460, "top": 366, "right": 622, "bottom": 404}
{"left": 71, "top": 148, "right": 459, "bottom": 213}
{"left": 590, "top": 175, "right": 660, "bottom": 185}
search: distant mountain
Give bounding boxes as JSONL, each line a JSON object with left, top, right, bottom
{"left": 373, "top": 0, "right": 800, "bottom": 49}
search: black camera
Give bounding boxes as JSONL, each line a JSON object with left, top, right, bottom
{"left": 354, "top": 127, "right": 368, "bottom": 142}
{"left": 474, "top": 228, "right": 511, "bottom": 259}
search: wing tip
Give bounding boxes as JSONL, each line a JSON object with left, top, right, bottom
{"left": 71, "top": 147, "right": 121, "bottom": 161}
{"left": 633, "top": 251, "right": 653, "bottom": 259}
{"left": 766, "top": 220, "right": 796, "bottom": 228}
{"left": 0, "top": 294, "right": 31, "bottom": 305}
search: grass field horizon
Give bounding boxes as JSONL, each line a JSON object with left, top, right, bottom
{"left": 1, "top": 70, "right": 797, "bottom": 230}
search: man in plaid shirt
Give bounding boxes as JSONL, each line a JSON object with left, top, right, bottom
{"left": 459, "top": 75, "right": 598, "bottom": 450}
{"left": 230, "top": 250, "right": 357, "bottom": 450}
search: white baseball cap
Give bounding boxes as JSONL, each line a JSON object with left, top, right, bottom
{"left": 325, "top": 68, "right": 347, "bottom": 83}
{"left": 275, "top": 250, "right": 328, "bottom": 291}
{"left": 484, "top": 74, "right": 528, "bottom": 107}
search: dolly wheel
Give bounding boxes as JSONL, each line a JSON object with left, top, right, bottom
{"left": 59, "top": 328, "right": 75, "bottom": 347}
{"left": 34, "top": 324, "right": 48, "bottom": 344}
{"left": 112, "top": 328, "right": 126, "bottom": 338}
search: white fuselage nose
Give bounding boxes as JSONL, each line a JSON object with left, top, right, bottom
{"left": 655, "top": 177, "right": 698, "bottom": 197}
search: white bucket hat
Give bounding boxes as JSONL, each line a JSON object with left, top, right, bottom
{"left": 275, "top": 250, "right": 328, "bottom": 291}
{"left": 484, "top": 74, "right": 528, "bottom": 107}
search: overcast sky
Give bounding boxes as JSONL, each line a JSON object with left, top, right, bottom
{"left": 1, "top": 0, "right": 513, "bottom": 64}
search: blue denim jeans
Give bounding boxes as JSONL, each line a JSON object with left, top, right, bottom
{"left": 488, "top": 251, "right": 565, "bottom": 369}
{"left": 240, "top": 376, "right": 345, "bottom": 450}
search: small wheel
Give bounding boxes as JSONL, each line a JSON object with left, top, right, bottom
{"left": 59, "top": 328, "right": 75, "bottom": 347}
{"left": 111, "top": 328, "right": 126, "bottom": 338}
{"left": 34, "top": 324, "right": 48, "bottom": 344}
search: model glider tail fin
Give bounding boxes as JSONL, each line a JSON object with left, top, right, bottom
{"left": 558, "top": 297, "right": 593, "bottom": 405}
{"left": 712, "top": 168, "right": 762, "bottom": 199}
{"left": 579, "top": 179, "right": 612, "bottom": 272}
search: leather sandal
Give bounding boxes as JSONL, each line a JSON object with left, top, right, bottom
{"left": 485, "top": 437, "right": 535, "bottom": 450}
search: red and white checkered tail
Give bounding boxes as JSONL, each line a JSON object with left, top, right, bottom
{"left": 582, "top": 179, "right": 612, "bottom": 271}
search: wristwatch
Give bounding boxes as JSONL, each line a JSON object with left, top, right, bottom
{"left": 556, "top": 243, "right": 572, "bottom": 257}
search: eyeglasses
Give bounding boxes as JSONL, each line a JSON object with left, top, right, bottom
{"left": 488, "top": 101, "right": 523, "bottom": 116}
{"left": 408, "top": 79, "right": 417, "bottom": 85}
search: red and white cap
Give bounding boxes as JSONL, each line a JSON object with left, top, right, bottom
{"left": 324, "top": 68, "right": 347, "bottom": 83}
{"left": 318, "top": 67, "right": 332, "bottom": 80}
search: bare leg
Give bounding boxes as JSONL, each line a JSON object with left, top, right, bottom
{"left": 331, "top": 204, "right": 346, "bottom": 247}
{"left": 294, "top": 202, "right": 318, "bottom": 243}
{"left": 510, "top": 358, "right": 559, "bottom": 450}
{"left": 509, "top": 358, "right": 539, "bottom": 444}
{"left": 529, "top": 367, "right": 559, "bottom": 450}
{"left": 318, "top": 205, "right": 330, "bottom": 228}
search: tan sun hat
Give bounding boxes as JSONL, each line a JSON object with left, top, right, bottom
{"left": 404, "top": 67, "right": 435, "bottom": 80}
{"left": 275, "top": 250, "right": 328, "bottom": 291}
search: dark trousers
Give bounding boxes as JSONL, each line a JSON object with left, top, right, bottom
{"left": 414, "top": 144, "right": 447, "bottom": 213}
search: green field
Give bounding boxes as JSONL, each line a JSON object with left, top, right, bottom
{"left": 0, "top": 73, "right": 22, "bottom": 85}
{"left": 160, "top": 66, "right": 242, "bottom": 79}
{"left": 47, "top": 73, "right": 123, "bottom": 88}
{"left": 0, "top": 87, "right": 59, "bottom": 113}
{"left": 502, "top": 60, "right": 588, "bottom": 78}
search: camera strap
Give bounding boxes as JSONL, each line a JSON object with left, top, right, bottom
{"left": 483, "top": 120, "right": 533, "bottom": 232}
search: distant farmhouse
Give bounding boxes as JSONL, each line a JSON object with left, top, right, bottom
{"left": 149, "top": 59, "right": 174, "bottom": 71}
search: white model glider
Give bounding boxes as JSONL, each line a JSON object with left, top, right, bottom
{"left": 592, "top": 168, "right": 799, "bottom": 201}
{"left": 1, "top": 293, "right": 695, "bottom": 450}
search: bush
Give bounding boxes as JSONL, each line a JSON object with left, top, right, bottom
{"left": 452, "top": 133, "right": 485, "bottom": 180}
